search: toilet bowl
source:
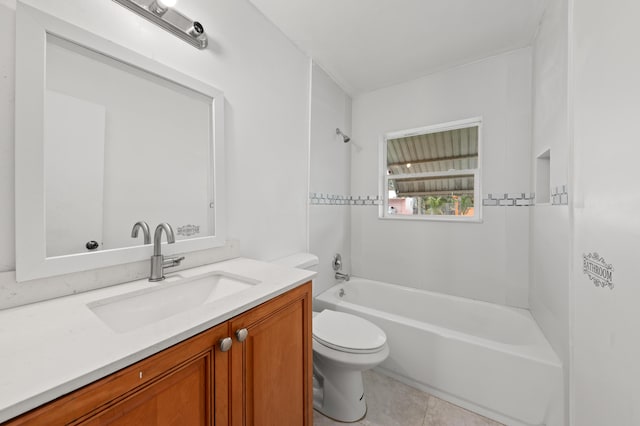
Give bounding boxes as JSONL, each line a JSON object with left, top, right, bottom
{"left": 272, "top": 253, "right": 389, "bottom": 423}
{"left": 312, "top": 309, "right": 389, "bottom": 422}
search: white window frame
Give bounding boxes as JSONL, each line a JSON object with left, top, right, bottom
{"left": 379, "top": 117, "right": 482, "bottom": 223}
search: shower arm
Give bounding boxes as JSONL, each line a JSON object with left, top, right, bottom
{"left": 336, "top": 128, "right": 351, "bottom": 143}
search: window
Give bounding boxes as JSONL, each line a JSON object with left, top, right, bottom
{"left": 381, "top": 118, "right": 481, "bottom": 222}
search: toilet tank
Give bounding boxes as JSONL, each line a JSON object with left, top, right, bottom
{"left": 272, "top": 253, "right": 319, "bottom": 271}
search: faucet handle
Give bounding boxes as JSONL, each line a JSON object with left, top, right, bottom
{"left": 332, "top": 253, "right": 343, "bottom": 271}
{"left": 164, "top": 256, "right": 185, "bottom": 268}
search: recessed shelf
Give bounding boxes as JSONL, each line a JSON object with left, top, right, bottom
{"left": 536, "top": 149, "right": 550, "bottom": 204}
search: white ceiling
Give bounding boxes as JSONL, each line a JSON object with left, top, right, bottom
{"left": 248, "top": 0, "right": 546, "bottom": 95}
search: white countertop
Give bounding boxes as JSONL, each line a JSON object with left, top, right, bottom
{"left": 0, "top": 257, "right": 315, "bottom": 423}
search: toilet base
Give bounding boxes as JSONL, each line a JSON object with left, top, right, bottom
{"left": 313, "top": 362, "right": 367, "bottom": 422}
{"left": 314, "top": 405, "right": 367, "bottom": 424}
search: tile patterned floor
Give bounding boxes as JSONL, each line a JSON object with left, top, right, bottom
{"left": 313, "top": 370, "right": 504, "bottom": 426}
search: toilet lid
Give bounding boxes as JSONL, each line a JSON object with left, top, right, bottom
{"left": 313, "top": 310, "right": 387, "bottom": 354}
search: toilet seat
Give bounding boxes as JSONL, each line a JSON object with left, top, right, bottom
{"left": 313, "top": 310, "right": 387, "bottom": 354}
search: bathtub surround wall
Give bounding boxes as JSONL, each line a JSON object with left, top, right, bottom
{"left": 529, "top": 0, "right": 571, "bottom": 423}
{"left": 308, "top": 63, "right": 352, "bottom": 297}
{"left": 351, "top": 48, "right": 533, "bottom": 308}
{"left": 571, "top": 0, "right": 640, "bottom": 424}
{"left": 0, "top": 0, "right": 310, "bottom": 308}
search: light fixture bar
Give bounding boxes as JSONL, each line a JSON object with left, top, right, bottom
{"left": 113, "top": 0, "right": 208, "bottom": 49}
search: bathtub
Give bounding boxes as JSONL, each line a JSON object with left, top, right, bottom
{"left": 314, "top": 278, "right": 562, "bottom": 426}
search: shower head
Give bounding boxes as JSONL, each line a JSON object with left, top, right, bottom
{"left": 336, "top": 128, "right": 351, "bottom": 143}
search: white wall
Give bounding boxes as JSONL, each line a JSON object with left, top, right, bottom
{"left": 308, "top": 63, "right": 352, "bottom": 297}
{"left": 571, "top": 0, "right": 640, "bottom": 424}
{"left": 0, "top": 0, "right": 310, "bottom": 308}
{"left": 350, "top": 49, "right": 532, "bottom": 307}
{"left": 0, "top": 2, "right": 15, "bottom": 272}
{"left": 529, "top": 0, "right": 570, "bottom": 423}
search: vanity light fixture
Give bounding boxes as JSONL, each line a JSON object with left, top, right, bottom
{"left": 149, "top": 0, "right": 176, "bottom": 15}
{"left": 113, "top": 0, "right": 208, "bottom": 49}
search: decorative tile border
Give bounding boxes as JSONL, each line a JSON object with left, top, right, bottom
{"left": 482, "top": 186, "right": 569, "bottom": 207}
{"left": 309, "top": 193, "right": 382, "bottom": 206}
{"left": 482, "top": 193, "right": 535, "bottom": 207}
{"left": 311, "top": 189, "right": 567, "bottom": 208}
{"left": 551, "top": 185, "right": 569, "bottom": 205}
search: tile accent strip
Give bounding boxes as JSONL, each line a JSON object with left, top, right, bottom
{"left": 311, "top": 189, "right": 568, "bottom": 208}
{"left": 309, "top": 193, "right": 382, "bottom": 206}
{"left": 482, "top": 193, "right": 535, "bottom": 207}
{"left": 551, "top": 185, "right": 569, "bottom": 205}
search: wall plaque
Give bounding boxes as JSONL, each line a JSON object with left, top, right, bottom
{"left": 177, "top": 224, "right": 200, "bottom": 237}
{"left": 583, "top": 252, "right": 614, "bottom": 289}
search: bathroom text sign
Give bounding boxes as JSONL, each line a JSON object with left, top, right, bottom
{"left": 583, "top": 252, "right": 614, "bottom": 289}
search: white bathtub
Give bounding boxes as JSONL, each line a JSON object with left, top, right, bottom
{"left": 314, "top": 278, "right": 562, "bottom": 426}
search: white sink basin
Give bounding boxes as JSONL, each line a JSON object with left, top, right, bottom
{"left": 88, "top": 272, "right": 260, "bottom": 333}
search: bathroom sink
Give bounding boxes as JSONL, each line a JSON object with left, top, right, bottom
{"left": 88, "top": 272, "right": 260, "bottom": 333}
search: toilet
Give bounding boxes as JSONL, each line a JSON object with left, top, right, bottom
{"left": 273, "top": 253, "right": 390, "bottom": 423}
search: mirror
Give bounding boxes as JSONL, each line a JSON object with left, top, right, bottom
{"left": 44, "top": 36, "right": 214, "bottom": 257}
{"left": 15, "top": 3, "right": 226, "bottom": 281}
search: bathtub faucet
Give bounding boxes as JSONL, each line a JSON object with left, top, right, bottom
{"left": 335, "top": 271, "right": 350, "bottom": 282}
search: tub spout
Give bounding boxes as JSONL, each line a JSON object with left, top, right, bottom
{"left": 335, "top": 271, "right": 350, "bottom": 282}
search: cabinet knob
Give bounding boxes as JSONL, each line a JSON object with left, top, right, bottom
{"left": 219, "top": 337, "right": 233, "bottom": 352}
{"left": 235, "top": 328, "right": 249, "bottom": 342}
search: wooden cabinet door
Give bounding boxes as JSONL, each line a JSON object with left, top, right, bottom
{"left": 75, "top": 351, "right": 211, "bottom": 425}
{"left": 6, "top": 322, "right": 231, "bottom": 426}
{"left": 229, "top": 282, "right": 312, "bottom": 426}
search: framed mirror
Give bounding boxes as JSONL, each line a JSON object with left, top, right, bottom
{"left": 15, "top": 3, "right": 226, "bottom": 281}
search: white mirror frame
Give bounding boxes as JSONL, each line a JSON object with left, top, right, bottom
{"left": 15, "top": 3, "right": 227, "bottom": 282}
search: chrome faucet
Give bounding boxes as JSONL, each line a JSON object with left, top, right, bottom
{"left": 335, "top": 271, "right": 350, "bottom": 282}
{"left": 131, "top": 221, "right": 151, "bottom": 244}
{"left": 149, "top": 223, "right": 185, "bottom": 282}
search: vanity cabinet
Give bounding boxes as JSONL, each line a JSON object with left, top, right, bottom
{"left": 4, "top": 282, "right": 311, "bottom": 426}
{"left": 230, "top": 281, "right": 313, "bottom": 426}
